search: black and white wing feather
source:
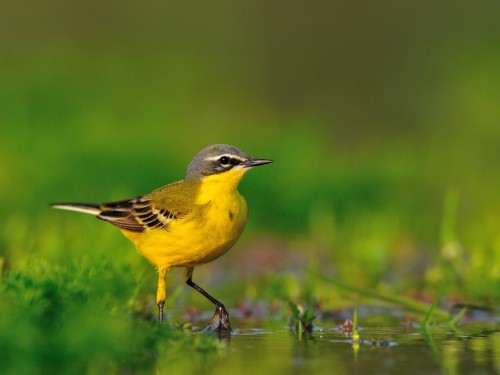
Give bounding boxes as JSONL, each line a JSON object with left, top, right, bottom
{"left": 98, "top": 196, "right": 179, "bottom": 232}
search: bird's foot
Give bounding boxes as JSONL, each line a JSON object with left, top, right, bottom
{"left": 204, "top": 304, "right": 232, "bottom": 335}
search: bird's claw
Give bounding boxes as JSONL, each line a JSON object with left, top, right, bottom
{"left": 205, "top": 305, "right": 232, "bottom": 335}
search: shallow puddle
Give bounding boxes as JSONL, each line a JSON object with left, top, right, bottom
{"left": 178, "top": 314, "right": 499, "bottom": 375}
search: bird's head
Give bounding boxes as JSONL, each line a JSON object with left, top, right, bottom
{"left": 186, "top": 144, "right": 273, "bottom": 181}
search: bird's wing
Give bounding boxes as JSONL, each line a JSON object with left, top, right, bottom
{"left": 98, "top": 179, "right": 200, "bottom": 233}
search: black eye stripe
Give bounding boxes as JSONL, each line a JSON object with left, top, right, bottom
{"left": 229, "top": 157, "right": 241, "bottom": 166}
{"left": 218, "top": 155, "right": 243, "bottom": 167}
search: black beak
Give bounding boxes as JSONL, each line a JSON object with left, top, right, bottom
{"left": 246, "top": 158, "right": 273, "bottom": 167}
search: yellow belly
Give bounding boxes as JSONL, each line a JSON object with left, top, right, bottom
{"left": 121, "top": 191, "right": 248, "bottom": 270}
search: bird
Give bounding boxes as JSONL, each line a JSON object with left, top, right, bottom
{"left": 52, "top": 144, "right": 272, "bottom": 333}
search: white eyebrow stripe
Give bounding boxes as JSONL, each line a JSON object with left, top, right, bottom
{"left": 204, "top": 154, "right": 244, "bottom": 161}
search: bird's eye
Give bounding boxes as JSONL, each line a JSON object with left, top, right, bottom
{"left": 219, "top": 156, "right": 230, "bottom": 165}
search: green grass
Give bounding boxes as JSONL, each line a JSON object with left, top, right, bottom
{"left": 0, "top": 257, "right": 224, "bottom": 374}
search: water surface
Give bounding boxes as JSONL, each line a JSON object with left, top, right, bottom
{"left": 171, "top": 313, "right": 499, "bottom": 375}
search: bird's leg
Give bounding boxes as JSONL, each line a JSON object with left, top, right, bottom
{"left": 184, "top": 267, "right": 232, "bottom": 334}
{"left": 158, "top": 300, "right": 165, "bottom": 325}
{"left": 157, "top": 268, "right": 167, "bottom": 325}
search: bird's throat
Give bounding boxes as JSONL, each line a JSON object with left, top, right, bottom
{"left": 196, "top": 169, "right": 247, "bottom": 204}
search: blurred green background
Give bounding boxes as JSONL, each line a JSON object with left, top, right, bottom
{"left": 1, "top": 0, "right": 499, "bottom": 373}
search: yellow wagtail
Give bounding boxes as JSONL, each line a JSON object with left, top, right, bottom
{"left": 52, "top": 144, "right": 272, "bottom": 332}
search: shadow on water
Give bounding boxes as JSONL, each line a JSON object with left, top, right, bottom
{"left": 176, "top": 310, "right": 499, "bottom": 375}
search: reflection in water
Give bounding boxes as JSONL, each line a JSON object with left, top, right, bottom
{"left": 442, "top": 338, "right": 462, "bottom": 375}
{"left": 181, "top": 319, "right": 499, "bottom": 375}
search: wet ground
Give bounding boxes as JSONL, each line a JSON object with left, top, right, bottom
{"left": 173, "top": 309, "right": 499, "bottom": 375}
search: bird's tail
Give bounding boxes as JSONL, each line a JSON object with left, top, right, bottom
{"left": 51, "top": 203, "right": 102, "bottom": 216}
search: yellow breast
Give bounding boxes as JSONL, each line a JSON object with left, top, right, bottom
{"left": 121, "top": 168, "right": 249, "bottom": 270}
